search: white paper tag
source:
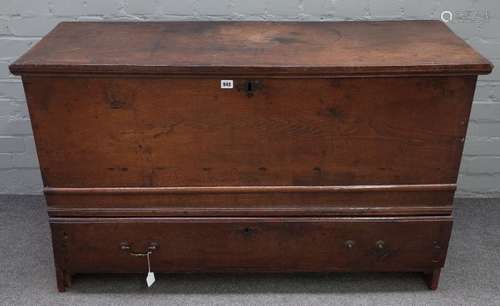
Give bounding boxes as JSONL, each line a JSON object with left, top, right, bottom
{"left": 220, "top": 80, "right": 233, "bottom": 89}
{"left": 146, "top": 271, "right": 156, "bottom": 287}
{"left": 145, "top": 252, "right": 155, "bottom": 287}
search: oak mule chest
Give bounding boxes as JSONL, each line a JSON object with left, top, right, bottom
{"left": 10, "top": 21, "right": 492, "bottom": 292}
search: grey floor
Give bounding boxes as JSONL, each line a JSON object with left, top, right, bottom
{"left": 0, "top": 196, "right": 499, "bottom": 306}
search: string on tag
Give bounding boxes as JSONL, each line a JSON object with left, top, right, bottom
{"left": 147, "top": 251, "right": 151, "bottom": 273}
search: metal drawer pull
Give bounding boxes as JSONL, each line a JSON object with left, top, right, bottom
{"left": 345, "top": 240, "right": 355, "bottom": 249}
{"left": 120, "top": 241, "right": 159, "bottom": 257}
{"left": 376, "top": 240, "right": 385, "bottom": 249}
{"left": 128, "top": 251, "right": 151, "bottom": 257}
{"left": 374, "top": 240, "right": 392, "bottom": 259}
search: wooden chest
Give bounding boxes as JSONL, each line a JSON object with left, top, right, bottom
{"left": 10, "top": 21, "right": 492, "bottom": 292}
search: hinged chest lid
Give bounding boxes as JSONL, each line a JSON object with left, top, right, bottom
{"left": 9, "top": 20, "right": 492, "bottom": 76}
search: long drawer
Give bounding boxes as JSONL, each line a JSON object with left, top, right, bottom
{"left": 51, "top": 216, "right": 452, "bottom": 274}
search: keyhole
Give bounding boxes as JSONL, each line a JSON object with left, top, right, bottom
{"left": 239, "top": 80, "right": 260, "bottom": 97}
{"left": 241, "top": 227, "right": 255, "bottom": 237}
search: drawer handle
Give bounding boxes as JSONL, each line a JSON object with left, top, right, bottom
{"left": 374, "top": 240, "right": 392, "bottom": 259}
{"left": 120, "top": 241, "right": 159, "bottom": 257}
{"left": 375, "top": 240, "right": 385, "bottom": 249}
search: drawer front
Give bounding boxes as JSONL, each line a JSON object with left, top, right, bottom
{"left": 25, "top": 76, "right": 475, "bottom": 188}
{"left": 51, "top": 217, "right": 452, "bottom": 273}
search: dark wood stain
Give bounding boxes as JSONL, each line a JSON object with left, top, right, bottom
{"left": 22, "top": 76, "right": 477, "bottom": 188}
{"left": 9, "top": 21, "right": 492, "bottom": 76}
{"left": 9, "top": 20, "right": 492, "bottom": 292}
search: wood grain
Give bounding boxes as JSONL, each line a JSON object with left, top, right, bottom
{"left": 9, "top": 21, "right": 492, "bottom": 76}
{"left": 11, "top": 20, "right": 491, "bottom": 291}
{"left": 44, "top": 184, "right": 456, "bottom": 194}
{"left": 51, "top": 216, "right": 452, "bottom": 277}
{"left": 25, "top": 77, "right": 476, "bottom": 189}
{"left": 45, "top": 184, "right": 456, "bottom": 217}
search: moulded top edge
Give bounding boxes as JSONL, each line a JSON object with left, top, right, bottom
{"left": 9, "top": 20, "right": 494, "bottom": 76}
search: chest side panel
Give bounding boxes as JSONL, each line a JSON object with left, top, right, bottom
{"left": 24, "top": 76, "right": 475, "bottom": 189}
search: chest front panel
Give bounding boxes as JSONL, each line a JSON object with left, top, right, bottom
{"left": 25, "top": 76, "right": 475, "bottom": 188}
